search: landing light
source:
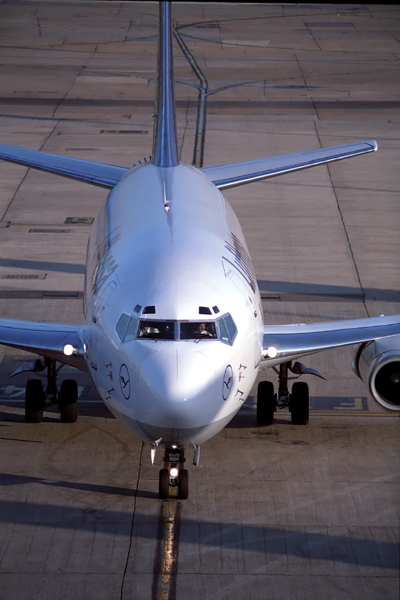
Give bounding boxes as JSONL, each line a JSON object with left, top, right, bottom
{"left": 63, "top": 344, "right": 75, "bottom": 356}
{"left": 266, "top": 346, "right": 278, "bottom": 359}
{"left": 170, "top": 467, "right": 179, "bottom": 478}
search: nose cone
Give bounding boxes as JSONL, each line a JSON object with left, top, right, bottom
{"left": 138, "top": 347, "right": 216, "bottom": 428}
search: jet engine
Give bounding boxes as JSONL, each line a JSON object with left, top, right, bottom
{"left": 352, "top": 336, "right": 400, "bottom": 412}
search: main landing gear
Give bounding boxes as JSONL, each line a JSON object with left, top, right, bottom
{"left": 159, "top": 448, "right": 189, "bottom": 500}
{"left": 257, "top": 361, "right": 310, "bottom": 426}
{"left": 24, "top": 358, "right": 78, "bottom": 424}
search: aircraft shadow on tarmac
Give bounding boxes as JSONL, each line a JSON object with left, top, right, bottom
{"left": 0, "top": 400, "right": 115, "bottom": 421}
{"left": 0, "top": 257, "right": 85, "bottom": 275}
{"left": 258, "top": 279, "right": 400, "bottom": 303}
{"left": 0, "top": 481, "right": 396, "bottom": 570}
{"left": 0, "top": 472, "right": 158, "bottom": 499}
{"left": 0, "top": 257, "right": 398, "bottom": 301}
{"left": 0, "top": 394, "right": 369, "bottom": 425}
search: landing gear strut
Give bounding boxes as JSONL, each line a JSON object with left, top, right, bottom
{"left": 257, "top": 362, "right": 310, "bottom": 425}
{"left": 158, "top": 448, "right": 188, "bottom": 500}
{"left": 24, "top": 358, "right": 78, "bottom": 423}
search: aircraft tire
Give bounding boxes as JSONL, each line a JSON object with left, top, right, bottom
{"left": 178, "top": 469, "right": 189, "bottom": 499}
{"left": 290, "top": 381, "right": 309, "bottom": 425}
{"left": 257, "top": 381, "right": 275, "bottom": 425}
{"left": 25, "top": 379, "right": 45, "bottom": 423}
{"left": 59, "top": 379, "right": 78, "bottom": 423}
{"left": 159, "top": 468, "right": 169, "bottom": 499}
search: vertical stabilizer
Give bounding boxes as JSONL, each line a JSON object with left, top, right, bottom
{"left": 152, "top": 2, "right": 179, "bottom": 167}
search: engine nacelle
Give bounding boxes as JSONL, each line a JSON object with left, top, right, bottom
{"left": 352, "top": 336, "right": 400, "bottom": 413}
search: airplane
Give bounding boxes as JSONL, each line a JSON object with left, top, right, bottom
{"left": 0, "top": 1, "right": 399, "bottom": 500}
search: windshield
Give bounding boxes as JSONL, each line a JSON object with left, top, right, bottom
{"left": 117, "top": 313, "right": 237, "bottom": 344}
{"left": 180, "top": 321, "right": 217, "bottom": 340}
{"left": 138, "top": 320, "right": 175, "bottom": 340}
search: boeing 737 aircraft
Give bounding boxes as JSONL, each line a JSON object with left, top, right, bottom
{"left": 0, "top": 2, "right": 399, "bottom": 499}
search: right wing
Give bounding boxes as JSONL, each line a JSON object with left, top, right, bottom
{"left": 0, "top": 144, "right": 129, "bottom": 189}
{"left": 201, "top": 140, "right": 377, "bottom": 190}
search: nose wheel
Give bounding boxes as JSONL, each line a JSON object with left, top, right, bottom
{"left": 158, "top": 448, "right": 189, "bottom": 499}
{"left": 178, "top": 468, "right": 188, "bottom": 499}
{"left": 159, "top": 468, "right": 169, "bottom": 499}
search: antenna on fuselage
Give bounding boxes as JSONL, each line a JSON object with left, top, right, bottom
{"left": 152, "top": 1, "right": 179, "bottom": 168}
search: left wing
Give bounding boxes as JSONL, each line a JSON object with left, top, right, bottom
{"left": 0, "top": 144, "right": 128, "bottom": 189}
{"left": 201, "top": 140, "right": 377, "bottom": 190}
{"left": 0, "top": 318, "right": 89, "bottom": 371}
{"left": 261, "top": 314, "right": 400, "bottom": 366}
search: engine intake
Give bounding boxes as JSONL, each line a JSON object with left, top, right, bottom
{"left": 352, "top": 336, "right": 400, "bottom": 412}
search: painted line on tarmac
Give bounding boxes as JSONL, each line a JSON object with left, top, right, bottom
{"left": 152, "top": 500, "right": 181, "bottom": 600}
{"left": 173, "top": 21, "right": 208, "bottom": 168}
{"left": 310, "top": 412, "right": 396, "bottom": 417}
{"left": 239, "top": 409, "right": 395, "bottom": 418}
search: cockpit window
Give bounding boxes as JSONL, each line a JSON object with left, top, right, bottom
{"left": 215, "top": 318, "right": 229, "bottom": 344}
{"left": 142, "top": 305, "right": 156, "bottom": 314}
{"left": 116, "top": 314, "right": 138, "bottom": 341}
{"left": 116, "top": 313, "right": 129, "bottom": 340}
{"left": 180, "top": 321, "right": 217, "bottom": 340}
{"left": 138, "top": 320, "right": 175, "bottom": 340}
{"left": 223, "top": 313, "right": 238, "bottom": 344}
{"left": 124, "top": 317, "right": 138, "bottom": 342}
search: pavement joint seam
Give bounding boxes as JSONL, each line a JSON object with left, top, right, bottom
{"left": 120, "top": 440, "right": 144, "bottom": 600}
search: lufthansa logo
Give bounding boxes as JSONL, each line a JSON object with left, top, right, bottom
{"left": 119, "top": 364, "right": 131, "bottom": 400}
{"left": 222, "top": 365, "right": 233, "bottom": 401}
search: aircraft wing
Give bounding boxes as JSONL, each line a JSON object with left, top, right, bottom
{"left": 261, "top": 314, "right": 400, "bottom": 365}
{"left": 0, "top": 144, "right": 129, "bottom": 189}
{"left": 0, "top": 318, "right": 89, "bottom": 372}
{"left": 201, "top": 140, "right": 377, "bottom": 190}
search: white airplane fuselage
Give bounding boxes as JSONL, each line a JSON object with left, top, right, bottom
{"left": 83, "top": 163, "right": 264, "bottom": 448}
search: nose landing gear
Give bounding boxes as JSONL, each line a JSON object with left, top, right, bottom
{"left": 158, "top": 448, "right": 189, "bottom": 500}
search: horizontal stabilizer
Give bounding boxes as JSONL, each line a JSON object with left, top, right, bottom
{"left": 0, "top": 318, "right": 89, "bottom": 371}
{"left": 262, "top": 314, "right": 400, "bottom": 365}
{"left": 0, "top": 144, "right": 128, "bottom": 189}
{"left": 201, "top": 140, "right": 377, "bottom": 190}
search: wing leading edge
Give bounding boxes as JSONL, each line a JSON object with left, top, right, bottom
{"left": 261, "top": 314, "right": 400, "bottom": 366}
{"left": 0, "top": 318, "right": 89, "bottom": 371}
{"left": 0, "top": 144, "right": 128, "bottom": 189}
{"left": 201, "top": 140, "right": 377, "bottom": 190}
